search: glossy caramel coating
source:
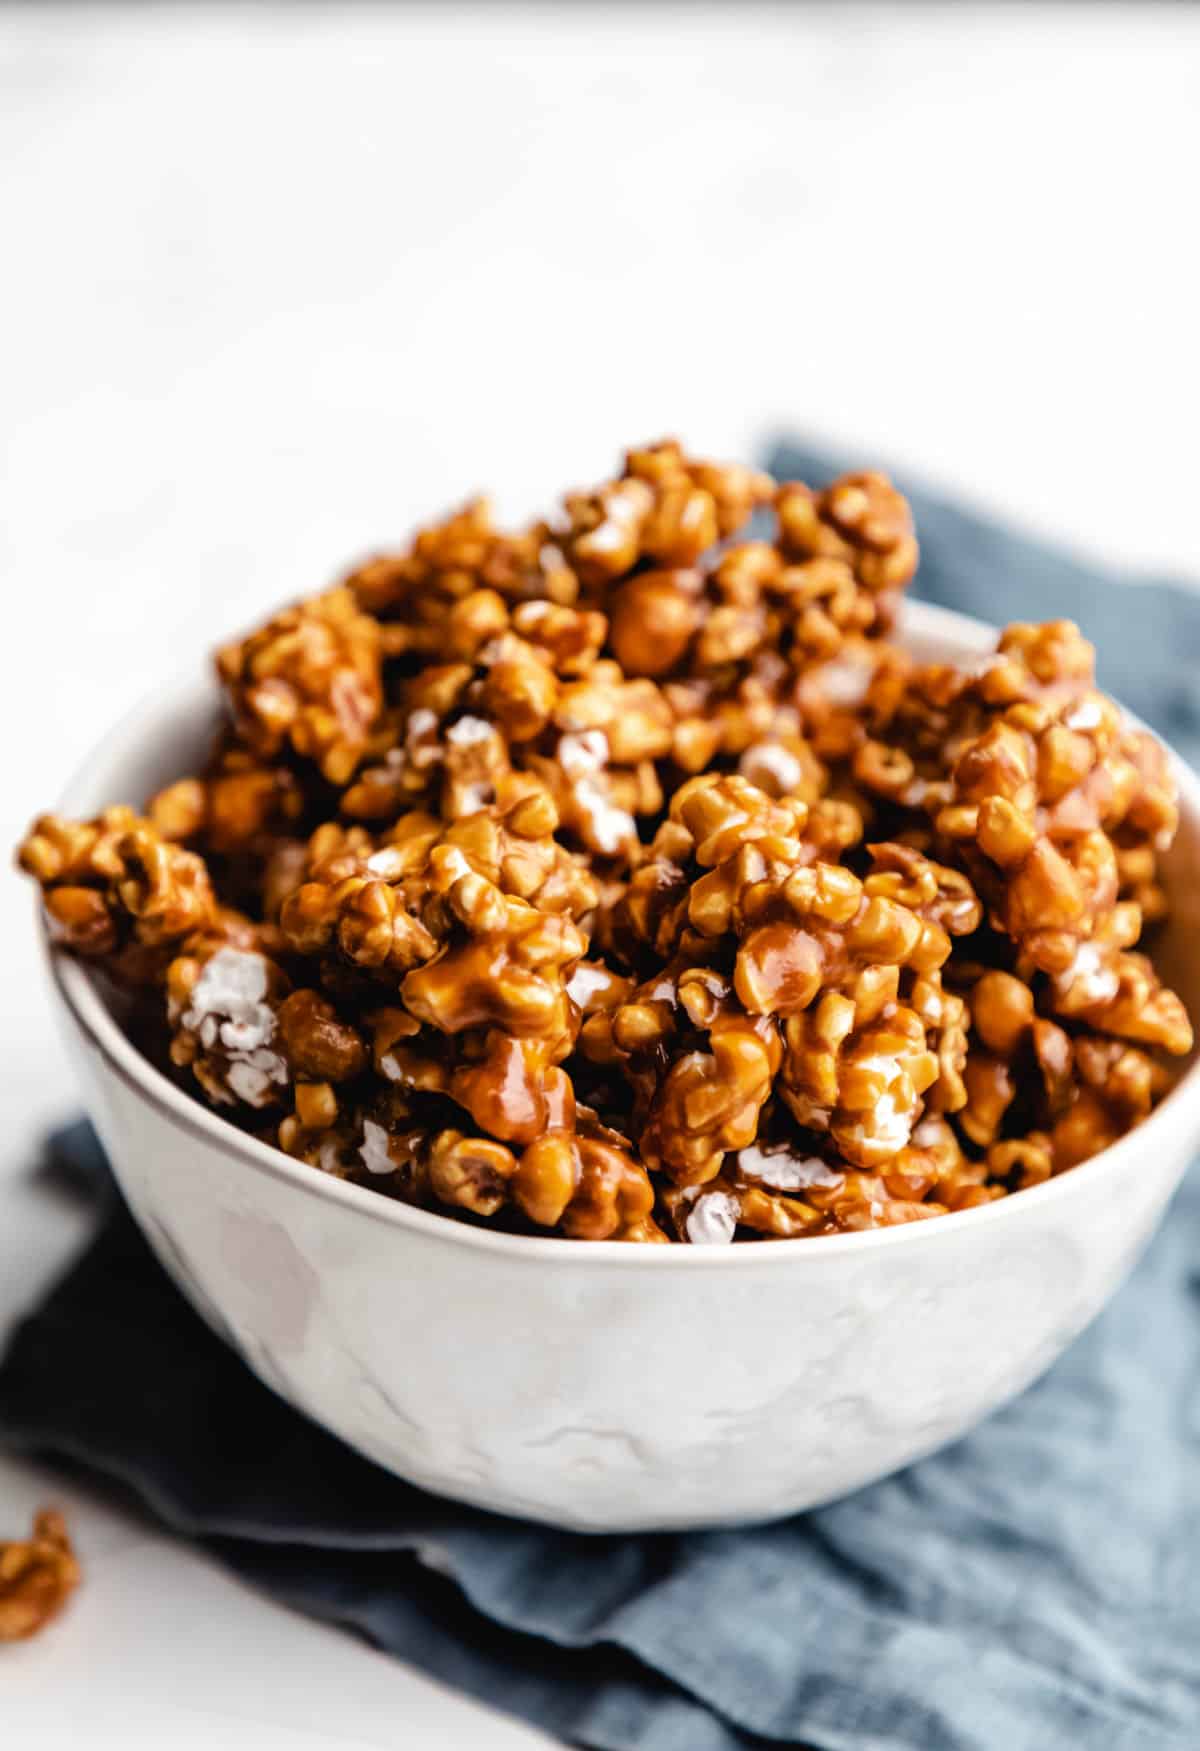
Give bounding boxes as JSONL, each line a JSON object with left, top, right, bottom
{"left": 0, "top": 1511, "right": 80, "bottom": 1641}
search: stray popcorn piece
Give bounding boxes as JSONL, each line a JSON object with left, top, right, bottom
{"left": 16, "top": 441, "right": 1193, "bottom": 1242}
{"left": 0, "top": 1510, "right": 80, "bottom": 1642}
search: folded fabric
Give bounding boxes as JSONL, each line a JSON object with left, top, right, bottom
{"left": 4, "top": 444, "right": 1200, "bottom": 1751}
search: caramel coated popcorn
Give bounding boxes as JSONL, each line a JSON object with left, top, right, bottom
{"left": 18, "top": 443, "right": 1194, "bottom": 1244}
{"left": 0, "top": 1510, "right": 79, "bottom": 1641}
{"left": 18, "top": 807, "right": 216, "bottom": 970}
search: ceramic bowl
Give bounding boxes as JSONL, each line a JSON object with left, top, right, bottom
{"left": 44, "top": 602, "right": 1200, "bottom": 1532}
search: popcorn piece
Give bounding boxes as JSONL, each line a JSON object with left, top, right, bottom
{"left": 216, "top": 587, "right": 382, "bottom": 784}
{"left": 0, "top": 1510, "right": 80, "bottom": 1642}
{"left": 168, "top": 943, "right": 290, "bottom": 1109}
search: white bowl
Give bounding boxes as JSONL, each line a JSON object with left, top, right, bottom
{"left": 44, "top": 602, "right": 1200, "bottom": 1532}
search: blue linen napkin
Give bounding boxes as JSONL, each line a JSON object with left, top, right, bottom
{"left": 3, "top": 444, "right": 1199, "bottom": 1751}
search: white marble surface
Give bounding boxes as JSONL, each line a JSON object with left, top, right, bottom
{"left": 1, "top": 4, "right": 1198, "bottom": 1744}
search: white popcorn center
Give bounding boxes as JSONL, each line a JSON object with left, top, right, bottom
{"left": 815, "top": 653, "right": 873, "bottom": 709}
{"left": 566, "top": 963, "right": 611, "bottom": 1008}
{"left": 557, "top": 730, "right": 635, "bottom": 854}
{"left": 840, "top": 1052, "right": 914, "bottom": 1157}
{"left": 1056, "top": 941, "right": 1120, "bottom": 1005}
{"left": 359, "top": 1118, "right": 397, "bottom": 1176}
{"left": 182, "top": 947, "right": 287, "bottom": 1108}
{"left": 685, "top": 1189, "right": 741, "bottom": 1245}
{"left": 735, "top": 1142, "right": 843, "bottom": 1191}
{"left": 740, "top": 740, "right": 804, "bottom": 795}
{"left": 446, "top": 714, "right": 494, "bottom": 747}
{"left": 1064, "top": 698, "right": 1104, "bottom": 732}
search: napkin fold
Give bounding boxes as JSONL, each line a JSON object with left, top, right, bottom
{"left": 4, "top": 442, "right": 1200, "bottom": 1751}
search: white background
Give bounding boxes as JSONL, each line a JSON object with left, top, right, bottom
{"left": 2, "top": 4, "right": 1198, "bottom": 1744}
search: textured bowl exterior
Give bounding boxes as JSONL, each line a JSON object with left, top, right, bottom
{"left": 46, "top": 603, "right": 1200, "bottom": 1531}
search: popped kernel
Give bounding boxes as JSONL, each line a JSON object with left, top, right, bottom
{"left": 0, "top": 1510, "right": 80, "bottom": 1641}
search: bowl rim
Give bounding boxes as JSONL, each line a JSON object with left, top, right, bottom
{"left": 46, "top": 599, "right": 1200, "bottom": 1269}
